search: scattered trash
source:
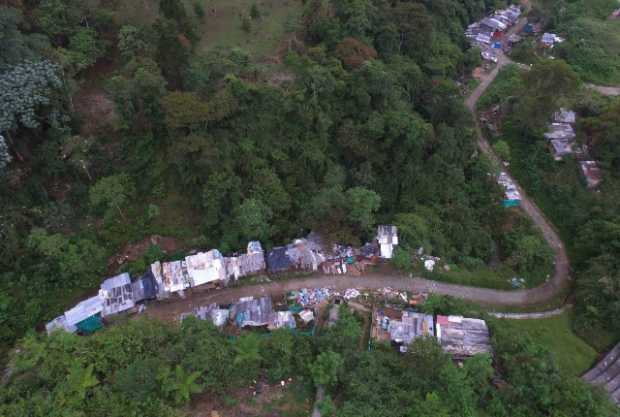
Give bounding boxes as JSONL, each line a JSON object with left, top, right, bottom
{"left": 344, "top": 288, "right": 361, "bottom": 300}
{"left": 510, "top": 277, "right": 526, "bottom": 289}
{"left": 424, "top": 259, "right": 436, "bottom": 272}
{"left": 298, "top": 309, "right": 315, "bottom": 323}
{"left": 296, "top": 288, "right": 330, "bottom": 307}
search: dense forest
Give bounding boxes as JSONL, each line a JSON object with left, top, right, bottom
{"left": 2, "top": 0, "right": 620, "bottom": 415}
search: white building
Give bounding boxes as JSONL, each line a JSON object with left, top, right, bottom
{"left": 377, "top": 225, "right": 399, "bottom": 259}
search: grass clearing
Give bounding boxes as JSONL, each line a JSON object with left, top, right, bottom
{"left": 499, "top": 311, "right": 598, "bottom": 376}
{"left": 186, "top": 0, "right": 304, "bottom": 58}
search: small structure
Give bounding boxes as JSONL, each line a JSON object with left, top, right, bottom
{"left": 64, "top": 296, "right": 104, "bottom": 334}
{"left": 99, "top": 273, "right": 135, "bottom": 317}
{"left": 497, "top": 172, "right": 521, "bottom": 207}
{"left": 224, "top": 241, "right": 266, "bottom": 281}
{"left": 579, "top": 161, "right": 602, "bottom": 189}
{"left": 436, "top": 315, "right": 492, "bottom": 358}
{"left": 132, "top": 270, "right": 158, "bottom": 302}
{"left": 231, "top": 296, "right": 274, "bottom": 328}
{"left": 159, "top": 260, "right": 189, "bottom": 295}
{"left": 372, "top": 309, "right": 435, "bottom": 352}
{"left": 298, "top": 309, "right": 315, "bottom": 324}
{"left": 554, "top": 108, "right": 576, "bottom": 124}
{"left": 46, "top": 315, "right": 77, "bottom": 335}
{"left": 550, "top": 139, "right": 574, "bottom": 161}
{"left": 377, "top": 225, "right": 399, "bottom": 259}
{"left": 481, "top": 50, "right": 498, "bottom": 63}
{"left": 544, "top": 123, "right": 576, "bottom": 141}
{"left": 269, "top": 311, "right": 296, "bottom": 330}
{"left": 180, "top": 303, "right": 230, "bottom": 326}
{"left": 267, "top": 238, "right": 326, "bottom": 274}
{"left": 185, "top": 249, "right": 226, "bottom": 287}
{"left": 541, "top": 32, "right": 564, "bottom": 48}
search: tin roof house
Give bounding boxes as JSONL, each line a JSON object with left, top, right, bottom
{"left": 231, "top": 296, "right": 274, "bottom": 327}
{"left": 132, "top": 270, "right": 158, "bottom": 302}
{"left": 64, "top": 295, "right": 104, "bottom": 334}
{"left": 224, "top": 241, "right": 266, "bottom": 281}
{"left": 160, "top": 260, "right": 189, "bottom": 295}
{"left": 377, "top": 225, "right": 399, "bottom": 259}
{"left": 550, "top": 139, "right": 575, "bottom": 161}
{"left": 388, "top": 311, "right": 434, "bottom": 350}
{"left": 185, "top": 249, "right": 226, "bottom": 287}
{"left": 99, "top": 273, "right": 135, "bottom": 317}
{"left": 436, "top": 315, "right": 492, "bottom": 358}
{"left": 554, "top": 108, "right": 576, "bottom": 124}
{"left": 266, "top": 238, "right": 326, "bottom": 274}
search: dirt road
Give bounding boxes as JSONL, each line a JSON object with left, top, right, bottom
{"left": 586, "top": 83, "right": 620, "bottom": 97}
{"left": 141, "top": 11, "right": 571, "bottom": 321}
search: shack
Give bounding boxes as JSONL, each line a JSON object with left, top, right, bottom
{"left": 231, "top": 296, "right": 274, "bottom": 328}
{"left": 64, "top": 296, "right": 104, "bottom": 334}
{"left": 132, "top": 269, "right": 158, "bottom": 302}
{"left": 436, "top": 315, "right": 492, "bottom": 358}
{"left": 372, "top": 308, "right": 434, "bottom": 352}
{"left": 377, "top": 225, "right": 399, "bottom": 259}
{"left": 579, "top": 160, "right": 602, "bottom": 189}
{"left": 99, "top": 273, "right": 135, "bottom": 317}
{"left": 225, "top": 241, "right": 266, "bottom": 280}
{"left": 185, "top": 249, "right": 226, "bottom": 287}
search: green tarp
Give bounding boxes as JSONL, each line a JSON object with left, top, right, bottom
{"left": 76, "top": 314, "right": 103, "bottom": 334}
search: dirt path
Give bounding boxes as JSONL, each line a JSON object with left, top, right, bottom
{"left": 490, "top": 304, "right": 572, "bottom": 319}
{"left": 586, "top": 83, "right": 620, "bottom": 97}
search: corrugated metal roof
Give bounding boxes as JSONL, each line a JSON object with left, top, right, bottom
{"left": 132, "top": 270, "right": 158, "bottom": 302}
{"left": 100, "top": 273, "right": 135, "bottom": 317}
{"left": 64, "top": 296, "right": 103, "bottom": 326}
{"left": 185, "top": 250, "right": 225, "bottom": 287}
{"left": 436, "top": 315, "right": 492, "bottom": 357}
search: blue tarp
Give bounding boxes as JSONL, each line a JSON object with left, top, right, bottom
{"left": 267, "top": 247, "right": 293, "bottom": 273}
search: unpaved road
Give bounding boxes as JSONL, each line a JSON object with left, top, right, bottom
{"left": 586, "top": 83, "right": 620, "bottom": 96}
{"left": 143, "top": 11, "right": 571, "bottom": 321}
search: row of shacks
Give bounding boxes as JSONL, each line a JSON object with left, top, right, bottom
{"left": 372, "top": 308, "right": 492, "bottom": 358}
{"left": 46, "top": 226, "right": 399, "bottom": 335}
{"left": 465, "top": 4, "right": 522, "bottom": 62}
{"left": 179, "top": 296, "right": 315, "bottom": 334}
{"left": 545, "top": 108, "right": 602, "bottom": 189}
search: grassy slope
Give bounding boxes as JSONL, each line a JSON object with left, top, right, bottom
{"left": 187, "top": 0, "right": 303, "bottom": 57}
{"left": 500, "top": 311, "right": 598, "bottom": 376}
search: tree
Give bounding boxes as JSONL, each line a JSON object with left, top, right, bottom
{"left": 57, "top": 363, "right": 99, "bottom": 408}
{"left": 89, "top": 174, "right": 136, "bottom": 222}
{"left": 250, "top": 3, "right": 260, "bottom": 19}
{"left": 233, "top": 333, "right": 263, "bottom": 378}
{"left": 64, "top": 27, "right": 104, "bottom": 74}
{"left": 158, "top": 365, "right": 203, "bottom": 405}
{"left": 310, "top": 351, "right": 343, "bottom": 388}
{"left": 334, "top": 37, "right": 378, "bottom": 70}
{"left": 0, "top": 60, "right": 62, "bottom": 133}
{"left": 493, "top": 140, "right": 511, "bottom": 162}
{"left": 234, "top": 198, "right": 273, "bottom": 242}
{"left": 0, "top": 135, "right": 11, "bottom": 172}
{"left": 161, "top": 91, "right": 210, "bottom": 131}
{"left": 0, "top": 7, "right": 50, "bottom": 67}
{"left": 345, "top": 186, "right": 381, "bottom": 235}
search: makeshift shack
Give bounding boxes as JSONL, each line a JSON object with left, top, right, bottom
{"left": 132, "top": 270, "right": 158, "bottom": 302}
{"left": 185, "top": 249, "right": 226, "bottom": 287}
{"left": 377, "top": 225, "right": 399, "bottom": 259}
{"left": 579, "top": 161, "right": 602, "bottom": 189}
{"left": 231, "top": 296, "right": 274, "bottom": 328}
{"left": 99, "top": 273, "right": 135, "bottom": 317}
{"left": 436, "top": 315, "right": 492, "bottom": 358}
{"left": 64, "top": 296, "right": 104, "bottom": 334}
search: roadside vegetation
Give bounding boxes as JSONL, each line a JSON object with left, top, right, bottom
{"left": 477, "top": 57, "right": 620, "bottom": 349}
{"left": 529, "top": 0, "right": 620, "bottom": 84}
{"left": 2, "top": 306, "right": 616, "bottom": 417}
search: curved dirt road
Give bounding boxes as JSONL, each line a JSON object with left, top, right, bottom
{"left": 143, "top": 14, "right": 571, "bottom": 319}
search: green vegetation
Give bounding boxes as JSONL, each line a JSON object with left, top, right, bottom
{"left": 1, "top": 300, "right": 616, "bottom": 416}
{"left": 497, "top": 312, "right": 598, "bottom": 376}
{"left": 477, "top": 51, "right": 620, "bottom": 347}
{"left": 531, "top": 0, "right": 620, "bottom": 84}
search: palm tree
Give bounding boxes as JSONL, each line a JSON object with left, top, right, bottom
{"left": 158, "top": 365, "right": 203, "bottom": 405}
